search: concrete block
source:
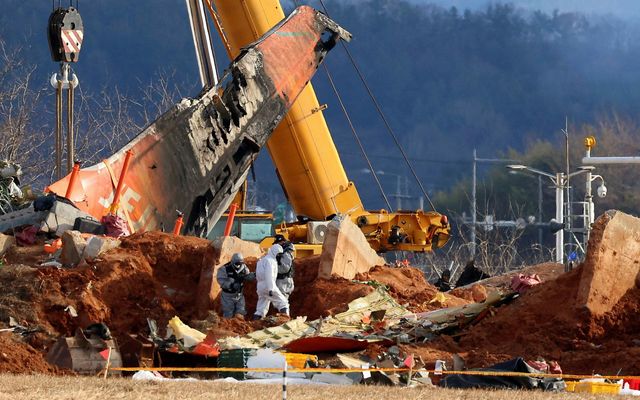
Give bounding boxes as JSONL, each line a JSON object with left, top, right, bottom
{"left": 318, "top": 216, "right": 385, "bottom": 279}
{"left": 0, "top": 233, "right": 15, "bottom": 256}
{"left": 577, "top": 210, "right": 640, "bottom": 316}
{"left": 42, "top": 201, "right": 94, "bottom": 237}
{"left": 196, "top": 236, "right": 264, "bottom": 316}
{"left": 61, "top": 230, "right": 87, "bottom": 266}
{"left": 0, "top": 208, "right": 47, "bottom": 234}
{"left": 84, "top": 236, "right": 121, "bottom": 259}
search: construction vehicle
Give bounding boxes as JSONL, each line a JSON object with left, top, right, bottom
{"left": 208, "top": 0, "right": 451, "bottom": 254}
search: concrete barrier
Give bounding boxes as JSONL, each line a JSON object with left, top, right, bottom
{"left": 318, "top": 216, "right": 385, "bottom": 280}
{"left": 577, "top": 210, "right": 640, "bottom": 316}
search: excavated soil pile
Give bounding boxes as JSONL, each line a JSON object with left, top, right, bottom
{"left": 0, "top": 335, "right": 58, "bottom": 374}
{"left": 413, "top": 216, "right": 640, "bottom": 375}
{"left": 0, "top": 232, "right": 217, "bottom": 373}
{"left": 36, "top": 231, "right": 218, "bottom": 337}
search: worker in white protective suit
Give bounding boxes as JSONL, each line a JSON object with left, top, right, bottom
{"left": 275, "top": 241, "right": 295, "bottom": 299}
{"left": 253, "top": 244, "right": 289, "bottom": 320}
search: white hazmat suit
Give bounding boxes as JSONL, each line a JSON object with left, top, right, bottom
{"left": 254, "top": 244, "right": 289, "bottom": 318}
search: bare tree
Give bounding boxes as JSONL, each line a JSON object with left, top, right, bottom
{"left": 0, "top": 39, "right": 48, "bottom": 184}
{"left": 72, "top": 70, "right": 186, "bottom": 168}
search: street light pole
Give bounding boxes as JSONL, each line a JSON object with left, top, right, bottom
{"left": 562, "top": 120, "right": 572, "bottom": 262}
{"left": 538, "top": 175, "right": 543, "bottom": 246}
{"left": 555, "top": 172, "right": 564, "bottom": 264}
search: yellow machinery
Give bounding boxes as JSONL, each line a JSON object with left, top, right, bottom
{"left": 209, "top": 0, "right": 450, "bottom": 254}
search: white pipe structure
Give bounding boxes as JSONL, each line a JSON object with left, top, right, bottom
{"left": 507, "top": 164, "right": 575, "bottom": 264}
{"left": 554, "top": 172, "right": 564, "bottom": 264}
{"left": 582, "top": 156, "right": 640, "bottom": 164}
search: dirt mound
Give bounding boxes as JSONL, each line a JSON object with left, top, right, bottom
{"left": 0, "top": 232, "right": 216, "bottom": 344}
{"left": 413, "top": 263, "right": 640, "bottom": 375}
{"left": 0, "top": 334, "right": 58, "bottom": 374}
{"left": 31, "top": 232, "right": 217, "bottom": 338}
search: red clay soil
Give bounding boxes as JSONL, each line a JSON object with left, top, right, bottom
{"left": 0, "top": 231, "right": 218, "bottom": 375}
{"left": 0, "top": 334, "right": 58, "bottom": 374}
{"left": 412, "top": 264, "right": 640, "bottom": 375}
{"left": 31, "top": 231, "right": 218, "bottom": 338}
{"left": 9, "top": 230, "right": 602, "bottom": 376}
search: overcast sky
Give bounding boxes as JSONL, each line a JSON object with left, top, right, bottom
{"left": 411, "top": 0, "right": 640, "bottom": 18}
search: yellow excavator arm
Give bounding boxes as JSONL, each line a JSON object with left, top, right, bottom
{"left": 209, "top": 0, "right": 450, "bottom": 253}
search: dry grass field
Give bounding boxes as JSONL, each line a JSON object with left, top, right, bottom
{"left": 0, "top": 375, "right": 624, "bottom": 400}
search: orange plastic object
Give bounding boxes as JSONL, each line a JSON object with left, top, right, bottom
{"left": 44, "top": 239, "right": 62, "bottom": 254}
{"left": 65, "top": 162, "right": 81, "bottom": 199}
{"left": 223, "top": 203, "right": 239, "bottom": 236}
{"left": 172, "top": 213, "right": 184, "bottom": 236}
{"left": 109, "top": 150, "right": 134, "bottom": 214}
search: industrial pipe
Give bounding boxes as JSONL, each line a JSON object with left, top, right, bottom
{"left": 109, "top": 150, "right": 134, "bottom": 214}
{"left": 64, "top": 161, "right": 81, "bottom": 199}
{"left": 223, "top": 203, "right": 239, "bottom": 236}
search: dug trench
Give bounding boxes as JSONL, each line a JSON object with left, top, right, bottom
{"left": 2, "top": 210, "right": 640, "bottom": 376}
{"left": 0, "top": 231, "right": 471, "bottom": 374}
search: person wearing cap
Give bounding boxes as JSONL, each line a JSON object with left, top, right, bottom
{"left": 276, "top": 241, "right": 295, "bottom": 300}
{"left": 216, "top": 253, "right": 255, "bottom": 318}
{"left": 253, "top": 244, "right": 289, "bottom": 319}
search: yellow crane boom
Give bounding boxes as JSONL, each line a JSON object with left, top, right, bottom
{"left": 210, "top": 0, "right": 450, "bottom": 253}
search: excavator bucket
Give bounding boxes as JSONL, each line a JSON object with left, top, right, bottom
{"left": 47, "top": 6, "right": 351, "bottom": 237}
{"left": 46, "top": 328, "right": 123, "bottom": 375}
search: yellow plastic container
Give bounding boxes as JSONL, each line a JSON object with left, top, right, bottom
{"left": 574, "top": 381, "right": 621, "bottom": 394}
{"left": 565, "top": 381, "right": 577, "bottom": 392}
{"left": 281, "top": 352, "right": 318, "bottom": 369}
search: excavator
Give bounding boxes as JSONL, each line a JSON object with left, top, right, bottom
{"left": 44, "top": 1, "right": 450, "bottom": 255}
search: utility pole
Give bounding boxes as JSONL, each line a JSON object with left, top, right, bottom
{"left": 538, "top": 175, "right": 543, "bottom": 246}
{"left": 562, "top": 119, "right": 571, "bottom": 263}
{"left": 395, "top": 175, "right": 402, "bottom": 210}
{"left": 471, "top": 149, "right": 477, "bottom": 258}
{"left": 555, "top": 172, "right": 564, "bottom": 264}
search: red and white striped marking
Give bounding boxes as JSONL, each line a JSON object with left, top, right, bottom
{"left": 61, "top": 29, "right": 83, "bottom": 54}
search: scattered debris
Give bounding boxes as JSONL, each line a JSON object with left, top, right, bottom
{"left": 0, "top": 210, "right": 638, "bottom": 388}
{"left": 440, "top": 358, "right": 565, "bottom": 391}
{"left": 510, "top": 274, "right": 542, "bottom": 294}
{"left": 46, "top": 325, "right": 123, "bottom": 375}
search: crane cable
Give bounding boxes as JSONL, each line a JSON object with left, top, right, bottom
{"left": 291, "top": 0, "right": 392, "bottom": 211}
{"left": 318, "top": 0, "right": 438, "bottom": 213}
{"left": 321, "top": 62, "right": 393, "bottom": 211}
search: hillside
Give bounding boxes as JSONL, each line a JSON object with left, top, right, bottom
{"left": 1, "top": 1, "right": 640, "bottom": 209}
